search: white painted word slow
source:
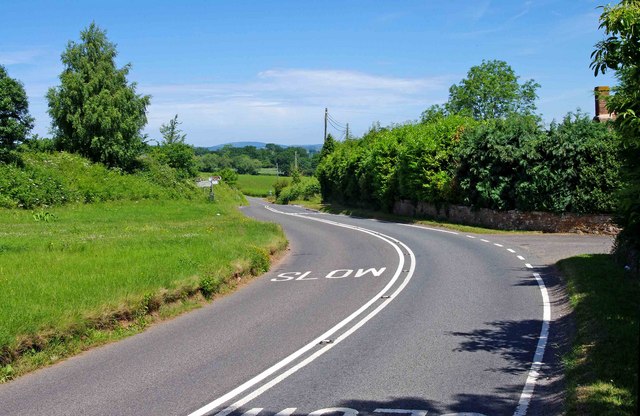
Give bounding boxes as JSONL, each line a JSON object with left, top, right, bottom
{"left": 271, "top": 268, "right": 387, "bottom": 282}
{"left": 219, "top": 407, "right": 486, "bottom": 416}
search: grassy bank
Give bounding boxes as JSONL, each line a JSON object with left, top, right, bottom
{"left": 558, "top": 254, "right": 638, "bottom": 415}
{"left": 0, "top": 184, "right": 287, "bottom": 381}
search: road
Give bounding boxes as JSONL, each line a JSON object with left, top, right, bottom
{"left": 0, "top": 198, "right": 612, "bottom": 416}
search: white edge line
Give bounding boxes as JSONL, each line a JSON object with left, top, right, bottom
{"left": 187, "top": 205, "right": 414, "bottom": 416}
{"left": 513, "top": 272, "right": 551, "bottom": 416}
{"left": 400, "top": 223, "right": 459, "bottom": 235}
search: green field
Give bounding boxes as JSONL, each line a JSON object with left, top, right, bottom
{"left": 0, "top": 184, "right": 287, "bottom": 380}
{"left": 237, "top": 174, "right": 289, "bottom": 197}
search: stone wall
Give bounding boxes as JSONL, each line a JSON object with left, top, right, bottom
{"left": 393, "top": 200, "right": 619, "bottom": 235}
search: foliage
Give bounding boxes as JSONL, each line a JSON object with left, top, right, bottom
{"left": 456, "top": 115, "right": 543, "bottom": 210}
{"left": 457, "top": 113, "right": 620, "bottom": 213}
{"left": 273, "top": 178, "right": 290, "bottom": 199}
{"left": 195, "top": 143, "right": 319, "bottom": 176}
{"left": 446, "top": 59, "right": 540, "bottom": 120}
{"left": 320, "top": 133, "right": 336, "bottom": 160}
{"left": 159, "top": 114, "right": 186, "bottom": 144}
{"left": 517, "top": 112, "right": 621, "bottom": 213}
{"left": 215, "top": 167, "right": 238, "bottom": 186}
{"left": 397, "top": 115, "right": 476, "bottom": 205}
{"left": 318, "top": 113, "right": 621, "bottom": 215}
{"left": 0, "top": 151, "right": 199, "bottom": 209}
{"left": 276, "top": 177, "right": 321, "bottom": 204}
{"left": 0, "top": 65, "right": 34, "bottom": 151}
{"left": 591, "top": 0, "right": 640, "bottom": 266}
{"left": 558, "top": 254, "right": 638, "bottom": 415}
{"left": 46, "top": 23, "right": 150, "bottom": 170}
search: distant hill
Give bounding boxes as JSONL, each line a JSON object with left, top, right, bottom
{"left": 206, "top": 142, "right": 322, "bottom": 152}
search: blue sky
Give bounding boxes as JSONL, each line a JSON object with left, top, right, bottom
{"left": 1, "top": 0, "right": 616, "bottom": 147}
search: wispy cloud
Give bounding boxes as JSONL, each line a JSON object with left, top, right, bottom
{"left": 0, "top": 49, "right": 43, "bottom": 66}
{"left": 141, "top": 69, "right": 453, "bottom": 144}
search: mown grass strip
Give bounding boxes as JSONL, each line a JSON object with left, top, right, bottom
{"left": 0, "top": 185, "right": 287, "bottom": 382}
{"left": 557, "top": 254, "right": 639, "bottom": 415}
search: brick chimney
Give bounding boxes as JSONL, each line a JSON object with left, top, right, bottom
{"left": 594, "top": 86, "right": 615, "bottom": 122}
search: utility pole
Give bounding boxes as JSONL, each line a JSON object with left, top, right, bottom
{"left": 294, "top": 150, "right": 298, "bottom": 170}
{"left": 324, "top": 108, "right": 328, "bottom": 141}
{"left": 346, "top": 123, "right": 349, "bottom": 140}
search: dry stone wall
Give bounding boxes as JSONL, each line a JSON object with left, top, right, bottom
{"left": 394, "top": 200, "right": 619, "bottom": 235}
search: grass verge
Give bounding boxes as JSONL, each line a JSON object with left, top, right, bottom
{"left": 0, "top": 184, "right": 287, "bottom": 382}
{"left": 557, "top": 254, "right": 638, "bottom": 415}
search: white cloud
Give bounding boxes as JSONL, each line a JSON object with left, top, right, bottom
{"left": 141, "top": 69, "right": 452, "bottom": 145}
{"left": 0, "top": 49, "right": 43, "bottom": 66}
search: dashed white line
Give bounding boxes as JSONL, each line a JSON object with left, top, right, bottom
{"left": 517, "top": 255, "right": 526, "bottom": 261}
{"left": 480, "top": 239, "right": 490, "bottom": 243}
{"left": 507, "top": 249, "right": 516, "bottom": 253}
{"left": 525, "top": 263, "right": 533, "bottom": 269}
{"left": 494, "top": 243, "right": 504, "bottom": 247}
{"left": 466, "top": 235, "right": 476, "bottom": 239}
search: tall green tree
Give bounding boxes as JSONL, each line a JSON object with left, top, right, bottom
{"left": 446, "top": 59, "right": 540, "bottom": 120}
{"left": 0, "top": 65, "right": 34, "bottom": 151}
{"left": 47, "top": 23, "right": 150, "bottom": 170}
{"left": 320, "top": 133, "right": 336, "bottom": 160}
{"left": 591, "top": 0, "right": 640, "bottom": 271}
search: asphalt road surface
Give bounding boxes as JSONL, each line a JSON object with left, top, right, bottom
{"left": 0, "top": 198, "right": 612, "bottom": 416}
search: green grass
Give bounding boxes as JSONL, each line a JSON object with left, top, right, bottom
{"left": 237, "top": 174, "right": 289, "bottom": 197}
{"left": 558, "top": 254, "right": 639, "bottom": 415}
{"left": 257, "top": 167, "right": 280, "bottom": 175}
{"left": 0, "top": 184, "right": 287, "bottom": 381}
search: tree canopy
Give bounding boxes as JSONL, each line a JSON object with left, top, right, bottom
{"left": 446, "top": 60, "right": 539, "bottom": 120}
{"left": 46, "top": 23, "right": 150, "bottom": 170}
{"left": 0, "top": 65, "right": 34, "bottom": 151}
{"left": 591, "top": 0, "right": 640, "bottom": 268}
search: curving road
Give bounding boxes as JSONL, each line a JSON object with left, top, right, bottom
{"left": 0, "top": 198, "right": 612, "bottom": 416}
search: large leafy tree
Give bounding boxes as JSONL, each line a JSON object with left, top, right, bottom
{"left": 155, "top": 114, "right": 197, "bottom": 178}
{"left": 591, "top": 0, "right": 640, "bottom": 270}
{"left": 47, "top": 23, "right": 150, "bottom": 170}
{"left": 446, "top": 59, "right": 540, "bottom": 120}
{"left": 0, "top": 65, "right": 34, "bottom": 151}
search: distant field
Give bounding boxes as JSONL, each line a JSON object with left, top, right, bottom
{"left": 237, "top": 174, "right": 289, "bottom": 197}
{"left": 257, "top": 168, "right": 280, "bottom": 176}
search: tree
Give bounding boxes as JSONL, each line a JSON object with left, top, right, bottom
{"left": 155, "top": 114, "right": 197, "bottom": 178}
{"left": 46, "top": 23, "right": 150, "bottom": 170}
{"left": 591, "top": 0, "right": 640, "bottom": 273}
{"left": 446, "top": 60, "right": 540, "bottom": 120}
{"left": 159, "top": 114, "right": 186, "bottom": 144}
{"left": 0, "top": 65, "right": 34, "bottom": 151}
{"left": 320, "top": 133, "right": 336, "bottom": 160}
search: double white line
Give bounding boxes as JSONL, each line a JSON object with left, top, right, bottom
{"left": 188, "top": 205, "right": 417, "bottom": 416}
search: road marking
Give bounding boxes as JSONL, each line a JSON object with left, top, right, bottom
{"left": 389, "top": 219, "right": 551, "bottom": 416}
{"left": 480, "top": 239, "right": 490, "bottom": 243}
{"left": 494, "top": 243, "right": 503, "bottom": 247}
{"left": 513, "top": 272, "right": 551, "bottom": 416}
{"left": 187, "top": 206, "right": 416, "bottom": 416}
{"left": 374, "top": 409, "right": 427, "bottom": 416}
{"left": 400, "top": 223, "right": 459, "bottom": 235}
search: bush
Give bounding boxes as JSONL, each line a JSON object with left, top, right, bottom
{"left": 0, "top": 151, "right": 200, "bottom": 209}
{"left": 276, "top": 177, "right": 321, "bottom": 204}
